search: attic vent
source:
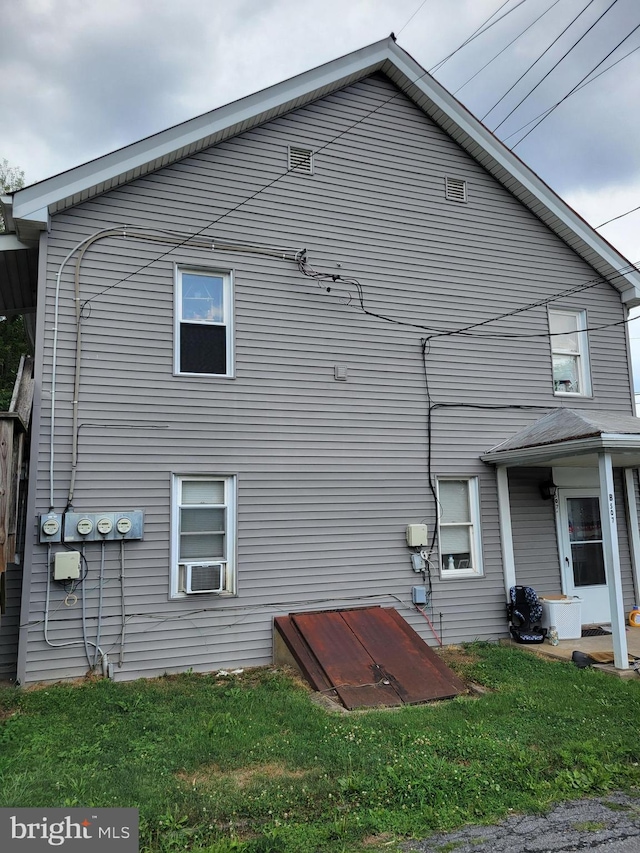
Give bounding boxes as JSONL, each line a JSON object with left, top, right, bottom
{"left": 445, "top": 177, "right": 467, "bottom": 203}
{"left": 288, "top": 146, "right": 314, "bottom": 175}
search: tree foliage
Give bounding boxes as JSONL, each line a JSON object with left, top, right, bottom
{"left": 0, "top": 159, "right": 30, "bottom": 410}
{"left": 1, "top": 158, "right": 25, "bottom": 233}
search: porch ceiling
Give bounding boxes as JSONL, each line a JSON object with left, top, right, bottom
{"left": 481, "top": 408, "right": 640, "bottom": 468}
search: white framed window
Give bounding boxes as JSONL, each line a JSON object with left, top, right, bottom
{"left": 548, "top": 309, "right": 591, "bottom": 396}
{"left": 175, "top": 267, "right": 233, "bottom": 376}
{"left": 437, "top": 477, "right": 483, "bottom": 578}
{"left": 170, "top": 475, "right": 236, "bottom": 598}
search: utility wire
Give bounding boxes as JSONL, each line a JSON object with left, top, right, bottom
{"left": 492, "top": 0, "right": 620, "bottom": 133}
{"left": 296, "top": 251, "right": 640, "bottom": 342}
{"left": 493, "top": 0, "right": 618, "bottom": 135}
{"left": 429, "top": 0, "right": 529, "bottom": 73}
{"left": 454, "top": 0, "right": 563, "bottom": 95}
{"left": 502, "top": 40, "right": 640, "bottom": 141}
{"left": 597, "top": 204, "right": 640, "bottom": 229}
{"left": 512, "top": 18, "right": 640, "bottom": 148}
{"left": 481, "top": 0, "right": 597, "bottom": 122}
{"left": 396, "top": 0, "right": 429, "bottom": 37}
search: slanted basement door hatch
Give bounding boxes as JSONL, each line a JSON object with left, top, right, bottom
{"left": 274, "top": 606, "right": 465, "bottom": 709}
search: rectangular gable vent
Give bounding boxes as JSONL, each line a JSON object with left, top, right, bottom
{"left": 288, "top": 146, "right": 314, "bottom": 175}
{"left": 184, "top": 563, "right": 225, "bottom": 594}
{"left": 445, "top": 177, "right": 467, "bottom": 203}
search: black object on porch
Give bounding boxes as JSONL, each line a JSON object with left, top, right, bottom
{"left": 507, "top": 586, "right": 547, "bottom": 644}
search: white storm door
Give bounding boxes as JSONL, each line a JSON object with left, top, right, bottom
{"left": 558, "top": 490, "right": 611, "bottom": 624}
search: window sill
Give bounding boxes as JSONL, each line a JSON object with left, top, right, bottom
{"left": 174, "top": 372, "right": 235, "bottom": 379}
{"left": 553, "top": 391, "right": 592, "bottom": 398}
{"left": 440, "top": 571, "right": 484, "bottom": 580}
{"left": 169, "top": 590, "right": 237, "bottom": 601}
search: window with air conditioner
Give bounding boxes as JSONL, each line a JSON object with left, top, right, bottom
{"left": 437, "top": 477, "right": 483, "bottom": 578}
{"left": 548, "top": 308, "right": 591, "bottom": 396}
{"left": 175, "top": 267, "right": 233, "bottom": 377}
{"left": 171, "top": 475, "right": 236, "bottom": 597}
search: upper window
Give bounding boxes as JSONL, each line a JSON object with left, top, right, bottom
{"left": 175, "top": 268, "right": 233, "bottom": 376}
{"left": 171, "top": 475, "right": 236, "bottom": 598}
{"left": 437, "top": 477, "right": 483, "bottom": 578}
{"left": 548, "top": 309, "right": 590, "bottom": 396}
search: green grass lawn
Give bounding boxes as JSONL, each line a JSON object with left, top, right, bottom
{"left": 1, "top": 643, "right": 639, "bottom": 852}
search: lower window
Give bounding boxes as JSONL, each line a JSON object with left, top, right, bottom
{"left": 437, "top": 477, "right": 483, "bottom": 577}
{"left": 171, "top": 475, "right": 236, "bottom": 597}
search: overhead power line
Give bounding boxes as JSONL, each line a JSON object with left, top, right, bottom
{"left": 492, "top": 0, "right": 620, "bottom": 133}
{"left": 481, "top": 0, "right": 597, "bottom": 123}
{"left": 597, "top": 204, "right": 640, "bottom": 230}
{"left": 503, "top": 40, "right": 640, "bottom": 141}
{"left": 454, "top": 0, "right": 563, "bottom": 95}
{"left": 396, "top": 0, "right": 429, "bottom": 37}
{"left": 512, "top": 16, "right": 640, "bottom": 148}
{"left": 429, "top": 0, "right": 529, "bottom": 73}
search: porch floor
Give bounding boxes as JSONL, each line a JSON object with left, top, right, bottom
{"left": 501, "top": 629, "right": 640, "bottom": 679}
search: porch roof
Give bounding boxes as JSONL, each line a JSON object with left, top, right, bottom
{"left": 481, "top": 408, "right": 640, "bottom": 468}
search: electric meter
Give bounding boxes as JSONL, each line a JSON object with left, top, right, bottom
{"left": 42, "top": 518, "right": 60, "bottom": 536}
{"left": 116, "top": 517, "right": 132, "bottom": 535}
{"left": 76, "top": 517, "right": 94, "bottom": 536}
{"left": 96, "top": 517, "right": 113, "bottom": 535}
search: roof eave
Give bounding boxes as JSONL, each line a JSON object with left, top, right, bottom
{"left": 482, "top": 433, "right": 640, "bottom": 466}
{"left": 11, "top": 37, "right": 396, "bottom": 224}
{"left": 9, "top": 37, "right": 640, "bottom": 303}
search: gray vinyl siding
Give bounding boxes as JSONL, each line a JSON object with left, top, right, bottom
{"left": 509, "top": 468, "right": 560, "bottom": 595}
{"left": 615, "top": 469, "right": 636, "bottom": 614}
{"left": 18, "top": 73, "right": 636, "bottom": 682}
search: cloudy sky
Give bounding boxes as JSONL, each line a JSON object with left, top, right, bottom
{"left": 2, "top": 0, "right": 640, "bottom": 374}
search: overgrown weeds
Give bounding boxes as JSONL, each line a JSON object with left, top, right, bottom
{"left": 0, "top": 644, "right": 639, "bottom": 852}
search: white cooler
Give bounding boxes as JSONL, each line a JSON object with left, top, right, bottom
{"left": 539, "top": 597, "right": 582, "bottom": 640}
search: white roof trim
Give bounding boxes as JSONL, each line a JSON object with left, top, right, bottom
{"left": 9, "top": 36, "right": 640, "bottom": 305}
{"left": 482, "top": 434, "right": 640, "bottom": 466}
{"left": 0, "top": 233, "right": 30, "bottom": 252}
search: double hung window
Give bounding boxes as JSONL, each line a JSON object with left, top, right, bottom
{"left": 176, "top": 268, "right": 233, "bottom": 376}
{"left": 437, "top": 478, "right": 483, "bottom": 577}
{"left": 171, "top": 476, "right": 236, "bottom": 597}
{"left": 548, "top": 309, "right": 590, "bottom": 396}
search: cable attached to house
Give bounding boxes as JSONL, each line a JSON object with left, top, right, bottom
{"left": 94, "top": 540, "right": 106, "bottom": 668}
{"left": 43, "top": 542, "right": 109, "bottom": 672}
{"left": 119, "top": 539, "right": 126, "bottom": 668}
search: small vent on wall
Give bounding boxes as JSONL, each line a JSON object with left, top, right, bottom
{"left": 445, "top": 177, "right": 467, "bottom": 203}
{"left": 288, "top": 146, "right": 314, "bottom": 175}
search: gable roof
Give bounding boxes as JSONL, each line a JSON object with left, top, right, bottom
{"left": 4, "top": 35, "right": 640, "bottom": 307}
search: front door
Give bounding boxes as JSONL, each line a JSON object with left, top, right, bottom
{"left": 557, "top": 490, "right": 610, "bottom": 625}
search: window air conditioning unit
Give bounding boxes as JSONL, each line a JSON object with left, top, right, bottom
{"left": 184, "top": 563, "right": 225, "bottom": 594}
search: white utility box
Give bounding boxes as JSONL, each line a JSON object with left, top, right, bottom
{"left": 539, "top": 596, "right": 582, "bottom": 640}
{"left": 54, "top": 551, "right": 81, "bottom": 581}
{"left": 406, "top": 524, "right": 428, "bottom": 547}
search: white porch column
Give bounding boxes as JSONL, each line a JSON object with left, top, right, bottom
{"left": 623, "top": 468, "right": 640, "bottom": 607}
{"left": 598, "top": 452, "right": 629, "bottom": 670}
{"left": 496, "top": 466, "right": 516, "bottom": 598}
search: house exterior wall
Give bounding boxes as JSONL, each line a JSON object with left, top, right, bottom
{"left": 17, "top": 73, "right": 637, "bottom": 683}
